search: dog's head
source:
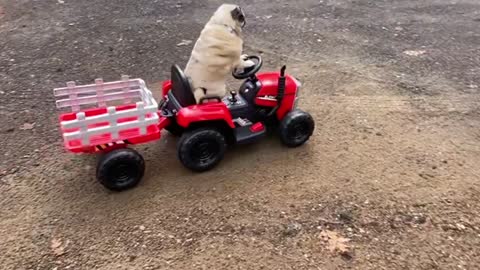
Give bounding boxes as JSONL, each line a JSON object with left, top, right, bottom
{"left": 210, "top": 4, "right": 246, "bottom": 31}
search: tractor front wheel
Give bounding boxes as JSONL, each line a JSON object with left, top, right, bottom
{"left": 278, "top": 109, "right": 315, "bottom": 147}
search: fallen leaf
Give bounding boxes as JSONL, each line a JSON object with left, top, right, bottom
{"left": 177, "top": 39, "right": 192, "bottom": 46}
{"left": 19, "top": 123, "right": 35, "bottom": 130}
{"left": 51, "top": 238, "right": 65, "bottom": 256}
{"left": 319, "top": 230, "right": 350, "bottom": 254}
{"left": 403, "top": 50, "right": 426, "bottom": 56}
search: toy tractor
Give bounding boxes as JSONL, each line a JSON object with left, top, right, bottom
{"left": 54, "top": 55, "right": 314, "bottom": 191}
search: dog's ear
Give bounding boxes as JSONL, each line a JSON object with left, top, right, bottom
{"left": 231, "top": 6, "right": 246, "bottom": 27}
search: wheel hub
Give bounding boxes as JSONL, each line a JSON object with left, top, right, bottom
{"left": 288, "top": 121, "right": 309, "bottom": 140}
{"left": 112, "top": 164, "right": 137, "bottom": 184}
{"left": 191, "top": 140, "right": 219, "bottom": 164}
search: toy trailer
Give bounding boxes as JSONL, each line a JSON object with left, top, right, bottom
{"left": 53, "top": 76, "right": 167, "bottom": 191}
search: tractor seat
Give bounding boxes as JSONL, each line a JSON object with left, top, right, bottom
{"left": 169, "top": 64, "right": 196, "bottom": 107}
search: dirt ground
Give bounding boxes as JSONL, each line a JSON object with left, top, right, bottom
{"left": 1, "top": 0, "right": 480, "bottom": 269}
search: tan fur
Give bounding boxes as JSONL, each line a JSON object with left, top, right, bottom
{"left": 184, "top": 4, "right": 254, "bottom": 103}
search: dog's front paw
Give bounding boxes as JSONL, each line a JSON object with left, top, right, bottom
{"left": 243, "top": 59, "right": 255, "bottom": 68}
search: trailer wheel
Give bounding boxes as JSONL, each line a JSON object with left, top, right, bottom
{"left": 96, "top": 148, "right": 145, "bottom": 191}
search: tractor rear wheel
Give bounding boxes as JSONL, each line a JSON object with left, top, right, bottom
{"left": 177, "top": 128, "right": 227, "bottom": 172}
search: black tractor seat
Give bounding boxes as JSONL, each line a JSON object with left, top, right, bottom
{"left": 168, "top": 64, "right": 197, "bottom": 109}
{"left": 166, "top": 64, "right": 224, "bottom": 110}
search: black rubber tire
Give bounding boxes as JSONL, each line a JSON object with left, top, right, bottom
{"left": 177, "top": 128, "right": 227, "bottom": 172}
{"left": 165, "top": 120, "right": 184, "bottom": 136}
{"left": 279, "top": 109, "right": 315, "bottom": 147}
{"left": 96, "top": 148, "right": 145, "bottom": 191}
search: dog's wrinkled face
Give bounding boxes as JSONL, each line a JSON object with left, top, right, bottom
{"left": 230, "top": 6, "right": 246, "bottom": 28}
{"left": 210, "top": 4, "right": 246, "bottom": 30}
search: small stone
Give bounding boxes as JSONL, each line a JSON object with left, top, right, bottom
{"left": 177, "top": 39, "right": 192, "bottom": 46}
{"left": 19, "top": 123, "right": 35, "bottom": 130}
{"left": 341, "top": 250, "right": 354, "bottom": 261}
{"left": 338, "top": 211, "right": 353, "bottom": 223}
{"left": 441, "top": 224, "right": 456, "bottom": 231}
{"left": 415, "top": 216, "right": 427, "bottom": 224}
{"left": 403, "top": 50, "right": 426, "bottom": 56}
{"left": 128, "top": 255, "right": 137, "bottom": 262}
{"left": 413, "top": 202, "right": 427, "bottom": 207}
{"left": 283, "top": 222, "right": 302, "bottom": 236}
{"left": 419, "top": 173, "right": 434, "bottom": 180}
{"left": 138, "top": 225, "right": 145, "bottom": 231}
{"left": 375, "top": 132, "right": 383, "bottom": 136}
{"left": 390, "top": 217, "right": 402, "bottom": 229}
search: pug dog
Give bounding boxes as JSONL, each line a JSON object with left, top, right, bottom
{"left": 184, "top": 4, "right": 255, "bottom": 103}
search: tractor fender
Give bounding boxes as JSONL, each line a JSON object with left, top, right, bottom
{"left": 176, "top": 103, "right": 235, "bottom": 129}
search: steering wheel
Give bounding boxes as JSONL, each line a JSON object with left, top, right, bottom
{"left": 232, "top": 55, "right": 263, "bottom": 80}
